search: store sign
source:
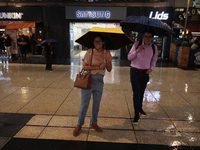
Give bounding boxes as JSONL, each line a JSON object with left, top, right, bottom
{"left": 175, "top": 8, "right": 200, "bottom": 21}
{"left": 66, "top": 6, "right": 126, "bottom": 20}
{"left": 76, "top": 10, "right": 111, "bottom": 19}
{"left": 149, "top": 11, "right": 169, "bottom": 20}
{"left": 0, "top": 12, "right": 23, "bottom": 19}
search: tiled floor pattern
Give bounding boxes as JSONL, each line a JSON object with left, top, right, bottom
{"left": 0, "top": 63, "right": 200, "bottom": 149}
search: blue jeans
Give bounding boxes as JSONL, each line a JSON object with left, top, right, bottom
{"left": 78, "top": 74, "right": 104, "bottom": 126}
{"left": 130, "top": 68, "right": 149, "bottom": 117}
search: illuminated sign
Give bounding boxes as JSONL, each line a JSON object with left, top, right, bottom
{"left": 149, "top": 11, "right": 169, "bottom": 20}
{"left": 194, "top": 0, "right": 200, "bottom": 8}
{"left": 0, "top": 12, "right": 24, "bottom": 19}
{"left": 177, "top": 8, "right": 200, "bottom": 21}
{"left": 76, "top": 10, "right": 111, "bottom": 19}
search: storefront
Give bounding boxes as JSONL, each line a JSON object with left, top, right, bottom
{"left": 174, "top": 7, "right": 200, "bottom": 37}
{"left": 65, "top": 6, "right": 127, "bottom": 60}
{"left": 173, "top": 7, "right": 200, "bottom": 68}
{"left": 0, "top": 7, "right": 43, "bottom": 55}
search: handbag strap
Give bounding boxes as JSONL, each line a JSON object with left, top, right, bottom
{"left": 81, "top": 49, "right": 93, "bottom": 74}
{"left": 87, "top": 49, "right": 93, "bottom": 73}
{"left": 90, "top": 49, "right": 93, "bottom": 66}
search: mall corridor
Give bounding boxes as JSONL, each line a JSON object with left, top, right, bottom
{"left": 0, "top": 59, "right": 200, "bottom": 150}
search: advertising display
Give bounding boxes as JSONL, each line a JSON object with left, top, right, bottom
{"left": 188, "top": 50, "right": 200, "bottom": 67}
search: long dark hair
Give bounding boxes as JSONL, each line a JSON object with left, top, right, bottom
{"left": 91, "top": 33, "right": 105, "bottom": 49}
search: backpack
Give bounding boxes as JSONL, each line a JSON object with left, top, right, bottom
{"left": 136, "top": 41, "right": 155, "bottom": 56}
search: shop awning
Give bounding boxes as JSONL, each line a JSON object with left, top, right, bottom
{"left": 0, "top": 21, "right": 41, "bottom": 29}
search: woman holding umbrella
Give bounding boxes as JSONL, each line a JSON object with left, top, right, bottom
{"left": 73, "top": 34, "right": 113, "bottom": 136}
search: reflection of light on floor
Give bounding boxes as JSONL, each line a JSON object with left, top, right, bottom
{"left": 166, "top": 125, "right": 175, "bottom": 132}
{"left": 21, "top": 87, "right": 28, "bottom": 94}
{"left": 187, "top": 112, "right": 194, "bottom": 122}
{"left": 189, "top": 137, "right": 197, "bottom": 142}
{"left": 185, "top": 83, "right": 188, "bottom": 93}
{"left": 0, "top": 77, "right": 11, "bottom": 81}
{"left": 171, "top": 140, "right": 181, "bottom": 146}
{"left": 145, "top": 91, "right": 160, "bottom": 102}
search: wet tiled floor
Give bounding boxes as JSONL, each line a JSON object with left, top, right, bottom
{"left": 0, "top": 57, "right": 200, "bottom": 150}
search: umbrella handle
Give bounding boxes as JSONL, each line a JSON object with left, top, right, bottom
{"left": 125, "top": 46, "right": 129, "bottom": 54}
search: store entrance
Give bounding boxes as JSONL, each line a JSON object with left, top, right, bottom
{"left": 0, "top": 21, "right": 42, "bottom": 60}
{"left": 70, "top": 22, "right": 121, "bottom": 60}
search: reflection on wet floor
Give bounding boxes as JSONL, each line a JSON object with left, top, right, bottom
{"left": 0, "top": 58, "right": 200, "bottom": 150}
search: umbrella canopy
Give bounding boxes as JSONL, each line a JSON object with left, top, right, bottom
{"left": 41, "top": 39, "right": 58, "bottom": 45}
{"left": 75, "top": 27, "right": 134, "bottom": 50}
{"left": 120, "top": 16, "right": 175, "bottom": 36}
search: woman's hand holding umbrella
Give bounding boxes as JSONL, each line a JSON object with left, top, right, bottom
{"left": 100, "top": 61, "right": 106, "bottom": 69}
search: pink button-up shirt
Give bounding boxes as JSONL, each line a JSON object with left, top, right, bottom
{"left": 127, "top": 41, "right": 158, "bottom": 70}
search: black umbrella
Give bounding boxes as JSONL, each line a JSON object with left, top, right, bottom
{"left": 41, "top": 39, "right": 58, "bottom": 45}
{"left": 174, "top": 38, "right": 183, "bottom": 46}
{"left": 120, "top": 16, "right": 175, "bottom": 36}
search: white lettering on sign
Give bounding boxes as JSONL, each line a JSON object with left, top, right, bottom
{"left": 76, "top": 10, "right": 111, "bottom": 19}
{"left": 149, "top": 11, "right": 169, "bottom": 20}
{"left": 0, "top": 12, "right": 24, "bottom": 19}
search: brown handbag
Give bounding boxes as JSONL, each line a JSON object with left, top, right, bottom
{"left": 74, "top": 49, "right": 93, "bottom": 89}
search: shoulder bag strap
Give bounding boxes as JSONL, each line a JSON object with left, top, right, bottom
{"left": 90, "top": 49, "right": 93, "bottom": 66}
{"left": 136, "top": 41, "right": 142, "bottom": 50}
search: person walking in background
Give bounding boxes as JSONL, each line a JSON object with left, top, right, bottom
{"left": 17, "top": 36, "right": 22, "bottom": 59}
{"left": 31, "top": 33, "right": 37, "bottom": 55}
{"left": 0, "top": 34, "right": 5, "bottom": 58}
{"left": 45, "top": 42, "right": 53, "bottom": 70}
{"left": 127, "top": 29, "right": 158, "bottom": 124}
{"left": 4, "top": 34, "right": 12, "bottom": 59}
{"left": 191, "top": 39, "right": 200, "bottom": 49}
{"left": 20, "top": 36, "right": 27, "bottom": 59}
{"left": 37, "top": 36, "right": 42, "bottom": 55}
{"left": 73, "top": 34, "right": 113, "bottom": 136}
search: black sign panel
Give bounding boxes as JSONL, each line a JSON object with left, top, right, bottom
{"left": 0, "top": 7, "right": 42, "bottom": 21}
{"left": 174, "top": 7, "right": 200, "bottom": 22}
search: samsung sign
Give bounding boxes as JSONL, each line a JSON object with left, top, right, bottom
{"left": 149, "top": 11, "right": 169, "bottom": 20}
{"left": 65, "top": 7, "right": 126, "bottom": 20}
{"left": 0, "top": 12, "right": 24, "bottom": 19}
{"left": 76, "top": 10, "right": 111, "bottom": 19}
